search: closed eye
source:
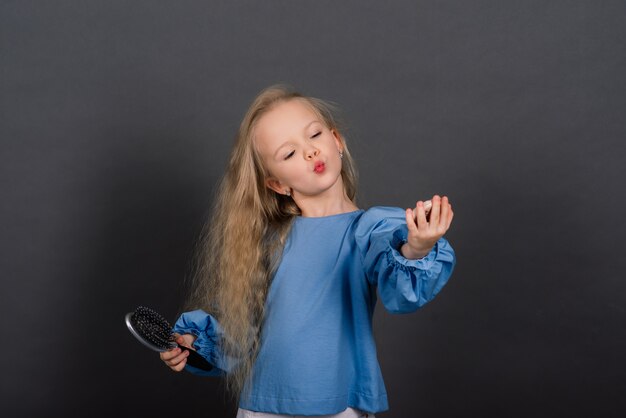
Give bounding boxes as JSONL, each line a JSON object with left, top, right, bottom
{"left": 284, "top": 150, "right": 295, "bottom": 160}
{"left": 311, "top": 132, "right": 321, "bottom": 138}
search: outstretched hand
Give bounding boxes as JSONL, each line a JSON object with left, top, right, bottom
{"left": 402, "top": 195, "right": 454, "bottom": 259}
{"left": 159, "top": 333, "right": 197, "bottom": 372}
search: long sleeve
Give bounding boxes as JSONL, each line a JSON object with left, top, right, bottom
{"left": 355, "top": 207, "right": 456, "bottom": 314}
{"left": 172, "top": 310, "right": 232, "bottom": 377}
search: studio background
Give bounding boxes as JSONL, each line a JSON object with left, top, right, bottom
{"left": 1, "top": 1, "right": 625, "bottom": 417}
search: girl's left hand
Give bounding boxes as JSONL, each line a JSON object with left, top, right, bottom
{"left": 401, "top": 195, "right": 454, "bottom": 259}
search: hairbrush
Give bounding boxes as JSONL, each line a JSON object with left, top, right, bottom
{"left": 125, "top": 306, "right": 213, "bottom": 371}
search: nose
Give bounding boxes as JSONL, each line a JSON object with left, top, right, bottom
{"left": 304, "top": 147, "right": 319, "bottom": 160}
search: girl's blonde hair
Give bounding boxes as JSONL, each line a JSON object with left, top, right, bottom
{"left": 185, "top": 84, "right": 358, "bottom": 401}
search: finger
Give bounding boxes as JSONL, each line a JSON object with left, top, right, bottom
{"left": 429, "top": 195, "right": 441, "bottom": 227}
{"left": 415, "top": 201, "right": 428, "bottom": 229}
{"left": 160, "top": 347, "right": 182, "bottom": 361}
{"left": 172, "top": 357, "right": 187, "bottom": 372}
{"left": 446, "top": 206, "right": 454, "bottom": 230}
{"left": 165, "top": 349, "right": 190, "bottom": 367}
{"left": 439, "top": 197, "right": 449, "bottom": 231}
{"left": 405, "top": 208, "right": 418, "bottom": 235}
{"left": 424, "top": 200, "right": 433, "bottom": 222}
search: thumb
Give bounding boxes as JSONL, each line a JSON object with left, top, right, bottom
{"left": 171, "top": 333, "right": 185, "bottom": 345}
{"left": 179, "top": 334, "right": 197, "bottom": 349}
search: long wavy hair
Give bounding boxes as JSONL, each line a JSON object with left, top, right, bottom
{"left": 184, "top": 85, "right": 358, "bottom": 401}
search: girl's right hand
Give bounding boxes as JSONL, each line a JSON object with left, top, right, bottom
{"left": 159, "top": 333, "right": 197, "bottom": 372}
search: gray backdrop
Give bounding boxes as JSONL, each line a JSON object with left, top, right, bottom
{"left": 1, "top": 1, "right": 625, "bottom": 417}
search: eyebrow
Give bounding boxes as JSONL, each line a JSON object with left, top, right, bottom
{"left": 272, "top": 120, "right": 321, "bottom": 159}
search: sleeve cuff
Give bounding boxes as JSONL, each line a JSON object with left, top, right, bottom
{"left": 172, "top": 310, "right": 223, "bottom": 372}
{"left": 388, "top": 226, "right": 438, "bottom": 270}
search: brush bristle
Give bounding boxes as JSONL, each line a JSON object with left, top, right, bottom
{"left": 130, "top": 306, "right": 176, "bottom": 350}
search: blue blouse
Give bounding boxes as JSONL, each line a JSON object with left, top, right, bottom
{"left": 173, "top": 207, "right": 456, "bottom": 415}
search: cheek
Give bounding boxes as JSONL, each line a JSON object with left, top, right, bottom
{"left": 326, "top": 137, "right": 342, "bottom": 154}
{"left": 268, "top": 163, "right": 293, "bottom": 182}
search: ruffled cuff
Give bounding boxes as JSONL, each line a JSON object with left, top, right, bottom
{"left": 375, "top": 227, "right": 456, "bottom": 314}
{"left": 173, "top": 310, "right": 227, "bottom": 377}
{"left": 387, "top": 226, "right": 440, "bottom": 270}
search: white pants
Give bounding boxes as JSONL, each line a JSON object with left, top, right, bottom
{"left": 236, "top": 407, "right": 375, "bottom": 418}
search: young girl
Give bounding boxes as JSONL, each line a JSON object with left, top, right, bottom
{"left": 160, "top": 85, "right": 456, "bottom": 418}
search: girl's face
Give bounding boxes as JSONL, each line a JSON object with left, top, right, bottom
{"left": 254, "top": 99, "right": 344, "bottom": 199}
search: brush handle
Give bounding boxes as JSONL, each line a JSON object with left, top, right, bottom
{"left": 179, "top": 345, "right": 214, "bottom": 371}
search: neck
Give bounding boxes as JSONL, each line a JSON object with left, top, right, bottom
{"left": 293, "top": 178, "right": 358, "bottom": 218}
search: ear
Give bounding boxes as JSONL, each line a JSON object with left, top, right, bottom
{"left": 265, "top": 177, "right": 288, "bottom": 195}
{"left": 331, "top": 129, "right": 343, "bottom": 153}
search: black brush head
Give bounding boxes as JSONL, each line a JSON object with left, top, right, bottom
{"left": 125, "top": 306, "right": 177, "bottom": 352}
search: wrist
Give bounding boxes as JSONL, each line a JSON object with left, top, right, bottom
{"left": 400, "top": 242, "right": 430, "bottom": 260}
